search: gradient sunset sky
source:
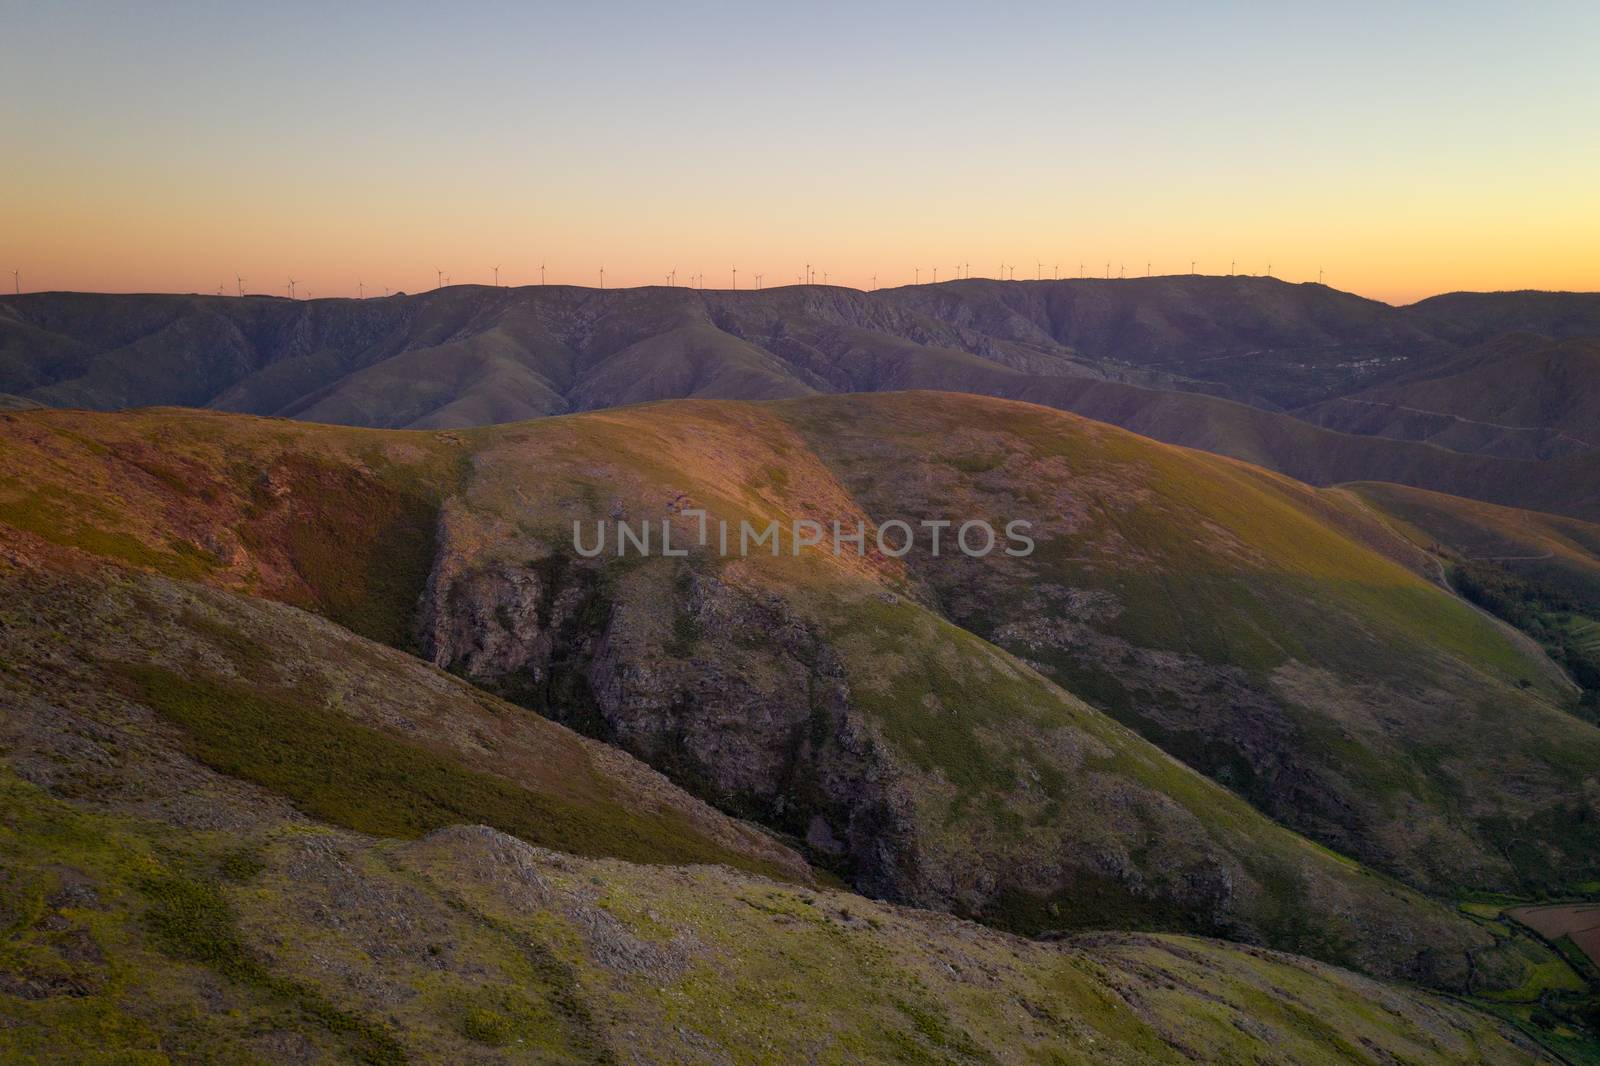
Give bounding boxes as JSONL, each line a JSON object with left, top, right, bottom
{"left": 3, "top": 1, "right": 1596, "bottom": 303}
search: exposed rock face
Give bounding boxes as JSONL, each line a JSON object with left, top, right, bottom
{"left": 421, "top": 548, "right": 920, "bottom": 900}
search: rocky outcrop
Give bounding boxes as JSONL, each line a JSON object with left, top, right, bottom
{"left": 421, "top": 545, "right": 920, "bottom": 898}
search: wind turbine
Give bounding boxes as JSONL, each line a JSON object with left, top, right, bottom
{"left": 1190, "top": 260, "right": 1196, "bottom": 274}
{"left": 1146, "top": 262, "right": 1151, "bottom": 277}
{"left": 732, "top": 267, "right": 737, "bottom": 290}
{"left": 11, "top": 269, "right": 18, "bottom": 295}
{"left": 359, "top": 280, "right": 365, "bottom": 299}
{"left": 1119, "top": 264, "right": 1125, "bottom": 279}
{"left": 436, "top": 269, "right": 443, "bottom": 290}
{"left": 288, "top": 278, "right": 297, "bottom": 299}
{"left": 236, "top": 275, "right": 244, "bottom": 297}
{"left": 1266, "top": 263, "right": 1272, "bottom": 277}
{"left": 540, "top": 262, "right": 546, "bottom": 286}
{"left": 1104, "top": 263, "right": 1110, "bottom": 279}
{"left": 1036, "top": 260, "right": 1042, "bottom": 280}
{"left": 1318, "top": 267, "right": 1324, "bottom": 285}
{"left": 1230, "top": 260, "right": 1236, "bottom": 276}
{"left": 492, "top": 265, "right": 500, "bottom": 286}
{"left": 599, "top": 267, "right": 605, "bottom": 289}
{"left": 805, "top": 263, "right": 811, "bottom": 285}
{"left": 1054, "top": 264, "right": 1059, "bottom": 280}
{"left": 823, "top": 271, "right": 829, "bottom": 285}
{"left": 871, "top": 274, "right": 877, "bottom": 290}
{"left": 217, "top": 282, "right": 225, "bottom": 296}
{"left": 755, "top": 273, "right": 763, "bottom": 289}
{"left": 933, "top": 267, "right": 938, "bottom": 283}
{"left": 915, "top": 267, "right": 920, "bottom": 285}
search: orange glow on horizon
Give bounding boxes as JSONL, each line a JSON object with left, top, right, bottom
{"left": 4, "top": 5, "right": 1597, "bottom": 306}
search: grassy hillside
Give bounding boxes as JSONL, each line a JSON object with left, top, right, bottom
{"left": 397, "top": 397, "right": 1594, "bottom": 988}
{"left": 0, "top": 558, "right": 811, "bottom": 883}
{"left": 0, "top": 769, "right": 1552, "bottom": 1064}
{"left": 999, "top": 374, "right": 1600, "bottom": 522}
{"left": 1352, "top": 481, "right": 1600, "bottom": 715}
{"left": 1, "top": 395, "right": 1595, "bottom": 992}
{"left": 3, "top": 393, "right": 1598, "bottom": 1057}
{"left": 779, "top": 394, "right": 1600, "bottom": 897}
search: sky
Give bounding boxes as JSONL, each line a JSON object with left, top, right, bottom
{"left": 2, "top": 1, "right": 1597, "bottom": 304}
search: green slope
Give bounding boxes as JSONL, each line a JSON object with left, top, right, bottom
{"left": 0, "top": 770, "right": 1552, "bottom": 1064}
{"left": 783, "top": 392, "right": 1600, "bottom": 898}
{"left": 0, "top": 395, "right": 1594, "bottom": 995}
{"left": 1351, "top": 480, "right": 1600, "bottom": 713}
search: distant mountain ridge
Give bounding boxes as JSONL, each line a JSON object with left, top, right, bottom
{"left": 0, "top": 276, "right": 1503, "bottom": 421}
{"left": 5, "top": 277, "right": 1600, "bottom": 520}
{"left": 1297, "top": 333, "right": 1600, "bottom": 459}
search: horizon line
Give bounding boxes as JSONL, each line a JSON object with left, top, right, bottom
{"left": 6, "top": 275, "right": 1597, "bottom": 309}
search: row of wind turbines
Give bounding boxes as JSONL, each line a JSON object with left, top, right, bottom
{"left": 242, "top": 259, "right": 1323, "bottom": 298}
{"left": 9, "top": 262, "right": 1324, "bottom": 300}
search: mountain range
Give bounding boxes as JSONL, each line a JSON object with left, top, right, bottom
{"left": 5, "top": 278, "right": 1598, "bottom": 523}
{"left": 5, "top": 279, "right": 1600, "bottom": 1060}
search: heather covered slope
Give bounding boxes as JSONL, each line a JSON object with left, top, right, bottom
{"left": 0, "top": 399, "right": 1578, "bottom": 995}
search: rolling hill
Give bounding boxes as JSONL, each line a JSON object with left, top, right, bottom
{"left": 1, "top": 766, "right": 1550, "bottom": 1063}
{"left": 3, "top": 395, "right": 1596, "bottom": 968}
{"left": 5, "top": 557, "right": 1552, "bottom": 1062}
{"left": 1351, "top": 480, "right": 1600, "bottom": 707}
{"left": 4, "top": 391, "right": 1596, "bottom": 1057}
